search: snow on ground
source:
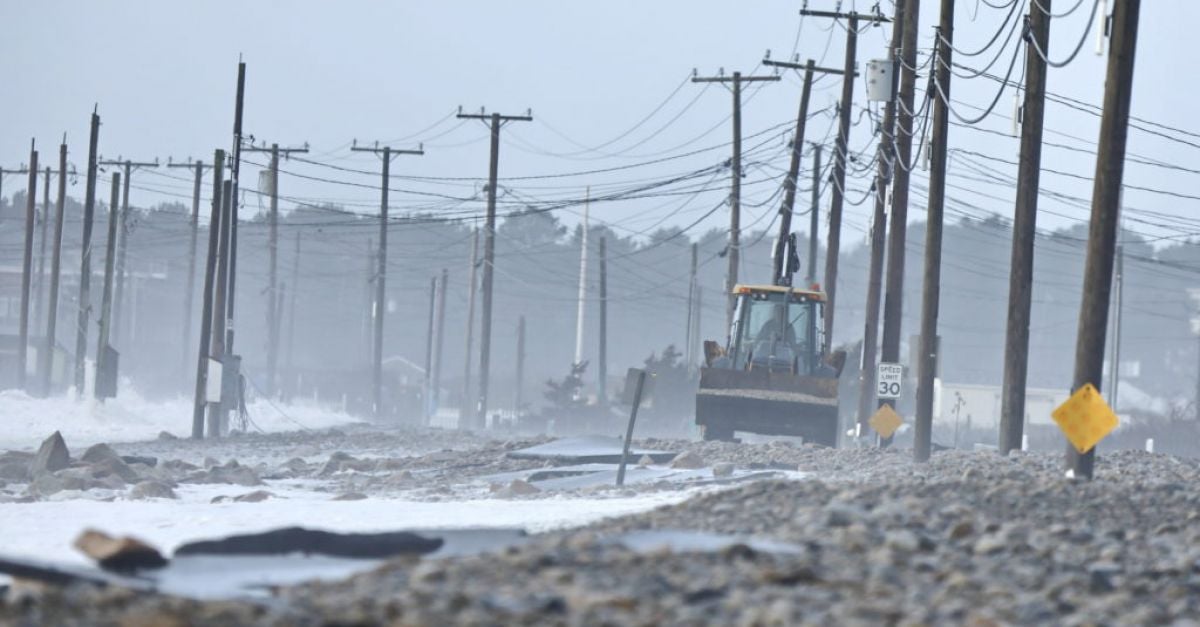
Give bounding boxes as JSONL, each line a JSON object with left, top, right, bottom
{"left": 0, "top": 482, "right": 705, "bottom": 567}
{"left": 0, "top": 387, "right": 362, "bottom": 451}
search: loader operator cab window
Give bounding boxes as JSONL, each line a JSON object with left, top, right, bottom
{"left": 730, "top": 291, "right": 815, "bottom": 374}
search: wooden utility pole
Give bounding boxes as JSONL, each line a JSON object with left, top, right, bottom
{"left": 685, "top": 242, "right": 697, "bottom": 368}
{"left": 856, "top": 6, "right": 904, "bottom": 434}
{"left": 192, "top": 150, "right": 225, "bottom": 439}
{"left": 167, "top": 158, "right": 211, "bottom": 378}
{"left": 432, "top": 268, "right": 448, "bottom": 420}
{"left": 798, "top": 8, "right": 889, "bottom": 351}
{"left": 1068, "top": 0, "right": 1141, "bottom": 479}
{"left": 17, "top": 141, "right": 38, "bottom": 391}
{"left": 691, "top": 70, "right": 780, "bottom": 334}
{"left": 1000, "top": 3, "right": 1052, "bottom": 454}
{"left": 880, "top": 0, "right": 920, "bottom": 413}
{"left": 515, "top": 315, "right": 526, "bottom": 417}
{"left": 34, "top": 166, "right": 51, "bottom": 336}
{"left": 460, "top": 227, "right": 479, "bottom": 426}
{"left": 208, "top": 180, "right": 233, "bottom": 437}
{"left": 225, "top": 62, "right": 246, "bottom": 360}
{"left": 763, "top": 60, "right": 815, "bottom": 286}
{"left": 95, "top": 172, "right": 121, "bottom": 399}
{"left": 350, "top": 141, "right": 424, "bottom": 418}
{"left": 40, "top": 142, "right": 68, "bottom": 395}
{"left": 598, "top": 235, "right": 608, "bottom": 404}
{"left": 97, "top": 158, "right": 158, "bottom": 347}
{"left": 456, "top": 108, "right": 533, "bottom": 429}
{"left": 244, "top": 142, "right": 307, "bottom": 397}
{"left": 915, "top": 0, "right": 956, "bottom": 463}
{"left": 285, "top": 232, "right": 301, "bottom": 400}
{"left": 423, "top": 275, "right": 437, "bottom": 425}
{"left": 809, "top": 144, "right": 822, "bottom": 283}
{"left": 74, "top": 110, "right": 100, "bottom": 396}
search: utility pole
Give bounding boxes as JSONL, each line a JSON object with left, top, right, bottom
{"left": 40, "top": 141, "right": 68, "bottom": 396}
{"left": 691, "top": 69, "right": 780, "bottom": 334}
{"left": 685, "top": 242, "right": 698, "bottom": 368}
{"left": 574, "top": 188, "right": 590, "bottom": 368}
{"left": 1108, "top": 235, "right": 1124, "bottom": 409}
{"left": 95, "top": 172, "right": 121, "bottom": 400}
{"left": 799, "top": 8, "right": 889, "bottom": 351}
{"left": 74, "top": 110, "right": 100, "bottom": 396}
{"left": 598, "top": 235, "right": 608, "bottom": 404}
{"left": 97, "top": 158, "right": 159, "bottom": 347}
{"left": 761, "top": 59, "right": 815, "bottom": 286}
{"left": 244, "top": 142, "right": 307, "bottom": 397}
{"left": 809, "top": 144, "right": 822, "bottom": 283}
{"left": 856, "top": 5, "right": 904, "bottom": 434}
{"left": 432, "top": 268, "right": 448, "bottom": 421}
{"left": 457, "top": 108, "right": 533, "bottom": 429}
{"left": 350, "top": 141, "right": 424, "bottom": 419}
{"left": 915, "top": 0, "right": 956, "bottom": 463}
{"left": 34, "top": 166, "right": 51, "bottom": 336}
{"left": 167, "top": 158, "right": 212, "bottom": 379}
{"left": 208, "top": 180, "right": 233, "bottom": 437}
{"left": 999, "top": 3, "right": 1052, "bottom": 454}
{"left": 880, "top": 0, "right": 920, "bottom": 414}
{"left": 423, "top": 275, "right": 437, "bottom": 425}
{"left": 515, "top": 315, "right": 526, "bottom": 417}
{"left": 225, "top": 62, "right": 246, "bottom": 361}
{"left": 1068, "top": 0, "right": 1141, "bottom": 479}
{"left": 363, "top": 238, "right": 374, "bottom": 355}
{"left": 17, "top": 141, "right": 38, "bottom": 391}
{"left": 193, "top": 150, "right": 225, "bottom": 439}
{"left": 461, "top": 227, "right": 479, "bottom": 426}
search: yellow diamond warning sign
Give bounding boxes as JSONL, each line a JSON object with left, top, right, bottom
{"left": 869, "top": 403, "right": 903, "bottom": 439}
{"left": 1052, "top": 383, "right": 1119, "bottom": 454}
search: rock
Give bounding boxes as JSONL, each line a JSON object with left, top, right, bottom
{"left": 81, "top": 443, "right": 121, "bottom": 464}
{"left": 825, "top": 503, "right": 865, "bottom": 527}
{"left": 502, "top": 479, "right": 541, "bottom": 497}
{"left": 948, "top": 520, "right": 975, "bottom": 541}
{"left": 121, "top": 455, "right": 158, "bottom": 467}
{"left": 233, "top": 490, "right": 274, "bottom": 503}
{"left": 163, "top": 459, "right": 200, "bottom": 473}
{"left": 712, "top": 462, "right": 735, "bottom": 478}
{"left": 158, "top": 431, "right": 179, "bottom": 441}
{"left": 203, "top": 457, "right": 220, "bottom": 469}
{"left": 637, "top": 455, "right": 655, "bottom": 468}
{"left": 129, "top": 481, "right": 177, "bottom": 500}
{"left": 884, "top": 529, "right": 920, "bottom": 553}
{"left": 333, "top": 492, "right": 368, "bottom": 501}
{"left": 74, "top": 529, "right": 167, "bottom": 572}
{"left": 0, "top": 451, "right": 33, "bottom": 481}
{"left": 669, "top": 451, "right": 706, "bottom": 470}
{"left": 29, "top": 431, "right": 70, "bottom": 477}
{"left": 187, "top": 462, "right": 262, "bottom": 487}
{"left": 972, "top": 534, "right": 1007, "bottom": 555}
{"left": 211, "top": 495, "right": 231, "bottom": 504}
{"left": 89, "top": 457, "right": 141, "bottom": 484}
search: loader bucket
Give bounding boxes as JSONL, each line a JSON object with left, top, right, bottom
{"left": 695, "top": 367, "right": 839, "bottom": 445}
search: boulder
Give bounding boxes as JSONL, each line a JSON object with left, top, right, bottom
{"left": 29, "top": 432, "right": 70, "bottom": 477}
{"left": 712, "top": 462, "right": 735, "bottom": 478}
{"left": 90, "top": 457, "right": 141, "bottom": 484}
{"left": 157, "top": 431, "right": 179, "bottom": 441}
{"left": 502, "top": 479, "right": 541, "bottom": 497}
{"left": 637, "top": 455, "right": 655, "bottom": 468}
{"left": 121, "top": 455, "right": 158, "bottom": 467}
{"left": 129, "top": 481, "right": 177, "bottom": 500}
{"left": 668, "top": 450, "right": 706, "bottom": 470}
{"left": 233, "top": 490, "right": 273, "bottom": 503}
{"left": 0, "top": 451, "right": 33, "bottom": 482}
{"left": 80, "top": 443, "right": 121, "bottom": 465}
{"left": 74, "top": 529, "right": 167, "bottom": 572}
{"left": 332, "top": 492, "right": 368, "bottom": 501}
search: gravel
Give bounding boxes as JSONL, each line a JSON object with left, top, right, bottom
{"left": 5, "top": 445, "right": 1200, "bottom": 625}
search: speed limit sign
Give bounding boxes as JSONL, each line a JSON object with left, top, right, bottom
{"left": 877, "top": 362, "right": 903, "bottom": 399}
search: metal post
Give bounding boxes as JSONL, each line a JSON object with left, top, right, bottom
{"left": 616, "top": 369, "right": 648, "bottom": 487}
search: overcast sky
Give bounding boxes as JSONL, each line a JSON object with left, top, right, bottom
{"left": 3, "top": 1, "right": 1195, "bottom": 247}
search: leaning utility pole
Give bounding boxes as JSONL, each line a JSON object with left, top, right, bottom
{"left": 167, "top": 158, "right": 212, "bottom": 378}
{"left": 350, "top": 141, "right": 424, "bottom": 418}
{"left": 692, "top": 69, "right": 780, "bottom": 333}
{"left": 799, "top": 8, "right": 888, "bottom": 351}
{"left": 40, "top": 141, "right": 68, "bottom": 396}
{"left": 456, "top": 108, "right": 533, "bottom": 429}
{"left": 685, "top": 242, "right": 698, "bottom": 368}
{"left": 880, "top": 0, "right": 920, "bottom": 414}
{"left": 244, "top": 142, "right": 307, "bottom": 397}
{"left": 766, "top": 59, "right": 814, "bottom": 287}
{"left": 856, "top": 6, "right": 904, "bottom": 434}
{"left": 208, "top": 180, "right": 233, "bottom": 437}
{"left": 192, "top": 150, "right": 225, "bottom": 439}
{"left": 97, "top": 157, "right": 159, "bottom": 347}
{"left": 17, "top": 141, "right": 38, "bottom": 391}
{"left": 460, "top": 227, "right": 479, "bottom": 426}
{"left": 999, "top": 3, "right": 1052, "bottom": 454}
{"left": 34, "top": 166, "right": 51, "bottom": 335}
{"left": 74, "top": 110, "right": 100, "bottom": 396}
{"left": 915, "top": 0, "right": 956, "bottom": 463}
{"left": 95, "top": 173, "right": 121, "bottom": 399}
{"left": 809, "top": 144, "right": 822, "bottom": 284}
{"left": 1068, "top": 0, "right": 1141, "bottom": 479}
{"left": 225, "top": 62, "right": 246, "bottom": 360}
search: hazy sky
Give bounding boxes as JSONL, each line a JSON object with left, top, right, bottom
{"left": 3, "top": 1, "right": 1196, "bottom": 247}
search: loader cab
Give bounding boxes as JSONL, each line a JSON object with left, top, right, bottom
{"left": 727, "top": 285, "right": 824, "bottom": 375}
